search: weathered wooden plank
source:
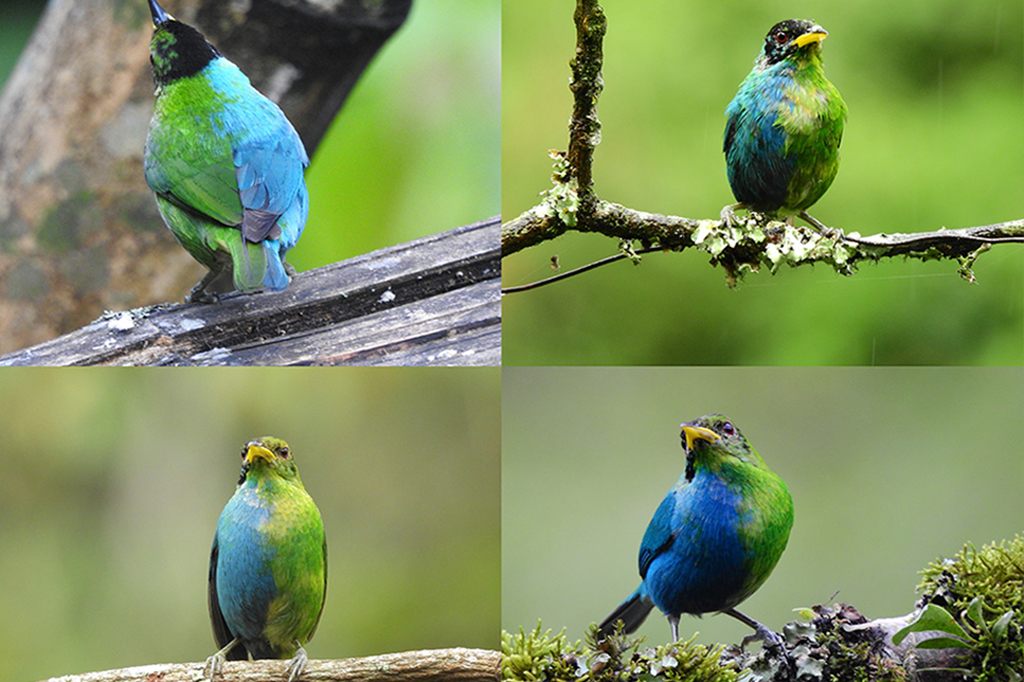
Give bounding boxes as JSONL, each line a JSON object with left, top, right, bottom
{"left": 0, "top": 217, "right": 500, "bottom": 366}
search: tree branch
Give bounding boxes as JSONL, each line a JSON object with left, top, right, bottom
{"left": 501, "top": 0, "right": 1024, "bottom": 286}
{"left": 568, "top": 0, "right": 605, "bottom": 201}
{"left": 37, "top": 649, "right": 500, "bottom": 682}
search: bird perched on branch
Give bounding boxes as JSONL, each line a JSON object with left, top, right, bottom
{"left": 598, "top": 415, "right": 793, "bottom": 649}
{"left": 144, "top": 0, "right": 310, "bottom": 303}
{"left": 207, "top": 437, "right": 326, "bottom": 682}
{"left": 722, "top": 20, "right": 847, "bottom": 231}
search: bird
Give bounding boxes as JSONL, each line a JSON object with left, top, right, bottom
{"left": 721, "top": 19, "right": 847, "bottom": 232}
{"left": 597, "top": 415, "right": 793, "bottom": 650}
{"left": 206, "top": 437, "right": 327, "bottom": 682}
{"left": 144, "top": 0, "right": 310, "bottom": 303}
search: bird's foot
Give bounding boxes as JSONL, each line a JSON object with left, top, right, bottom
{"left": 186, "top": 284, "right": 219, "bottom": 304}
{"left": 203, "top": 638, "right": 241, "bottom": 681}
{"left": 740, "top": 621, "right": 785, "bottom": 652}
{"left": 798, "top": 211, "right": 843, "bottom": 239}
{"left": 285, "top": 644, "right": 309, "bottom": 682}
{"left": 203, "top": 653, "right": 226, "bottom": 681}
{"left": 739, "top": 620, "right": 794, "bottom": 673}
{"left": 720, "top": 203, "right": 747, "bottom": 228}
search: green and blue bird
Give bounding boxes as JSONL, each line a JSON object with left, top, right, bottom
{"left": 207, "top": 437, "right": 326, "bottom": 682}
{"left": 144, "top": 0, "right": 310, "bottom": 303}
{"left": 721, "top": 20, "right": 847, "bottom": 230}
{"left": 598, "top": 415, "right": 793, "bottom": 648}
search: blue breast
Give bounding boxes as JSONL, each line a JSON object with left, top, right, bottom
{"left": 642, "top": 469, "right": 749, "bottom": 616}
{"left": 215, "top": 483, "right": 279, "bottom": 642}
{"left": 724, "top": 65, "right": 798, "bottom": 211}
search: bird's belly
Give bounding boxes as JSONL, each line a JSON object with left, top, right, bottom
{"left": 644, "top": 531, "right": 748, "bottom": 616}
{"left": 726, "top": 111, "right": 794, "bottom": 211}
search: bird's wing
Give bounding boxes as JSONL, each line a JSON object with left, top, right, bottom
{"left": 232, "top": 109, "right": 309, "bottom": 244}
{"left": 638, "top": 492, "right": 678, "bottom": 579}
{"left": 723, "top": 99, "right": 741, "bottom": 156}
{"left": 208, "top": 535, "right": 247, "bottom": 659}
{"left": 145, "top": 144, "right": 245, "bottom": 229}
{"left": 306, "top": 535, "right": 328, "bottom": 642}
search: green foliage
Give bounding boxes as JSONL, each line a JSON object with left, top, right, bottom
{"left": 900, "top": 536, "right": 1024, "bottom": 680}
{"left": 501, "top": 622, "right": 737, "bottom": 682}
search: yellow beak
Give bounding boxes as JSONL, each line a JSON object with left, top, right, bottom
{"left": 245, "top": 443, "right": 275, "bottom": 464}
{"left": 681, "top": 424, "right": 720, "bottom": 451}
{"left": 793, "top": 30, "right": 827, "bottom": 48}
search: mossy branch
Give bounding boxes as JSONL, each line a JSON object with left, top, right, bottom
{"left": 503, "top": 535, "right": 1024, "bottom": 681}
{"left": 500, "top": 0, "right": 1024, "bottom": 287}
{"left": 39, "top": 649, "right": 500, "bottom": 682}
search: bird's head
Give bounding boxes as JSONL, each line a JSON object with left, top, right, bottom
{"left": 680, "top": 414, "right": 766, "bottom": 480}
{"left": 759, "top": 19, "right": 829, "bottom": 67}
{"left": 147, "top": 0, "right": 220, "bottom": 86}
{"left": 238, "top": 436, "right": 303, "bottom": 486}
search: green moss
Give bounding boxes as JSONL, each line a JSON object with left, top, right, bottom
{"left": 912, "top": 535, "right": 1024, "bottom": 679}
{"left": 918, "top": 535, "right": 1024, "bottom": 617}
{"left": 501, "top": 622, "right": 737, "bottom": 682}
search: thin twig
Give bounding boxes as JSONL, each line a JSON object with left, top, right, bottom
{"left": 502, "top": 246, "right": 663, "bottom": 294}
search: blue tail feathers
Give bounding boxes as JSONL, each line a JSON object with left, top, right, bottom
{"left": 598, "top": 584, "right": 656, "bottom": 639}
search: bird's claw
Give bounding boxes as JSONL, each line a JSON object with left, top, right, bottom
{"left": 286, "top": 644, "right": 309, "bottom": 682}
{"left": 798, "top": 211, "right": 844, "bottom": 239}
{"left": 187, "top": 287, "right": 219, "bottom": 304}
{"left": 741, "top": 623, "right": 794, "bottom": 671}
{"left": 720, "top": 203, "right": 745, "bottom": 228}
{"left": 740, "top": 622, "right": 784, "bottom": 651}
{"left": 203, "top": 652, "right": 226, "bottom": 681}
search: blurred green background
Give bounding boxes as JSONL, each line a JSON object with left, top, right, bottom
{"left": 0, "top": 0, "right": 499, "bottom": 270}
{"left": 503, "top": 367, "right": 1024, "bottom": 647}
{"left": 0, "top": 368, "right": 500, "bottom": 682}
{"left": 503, "top": 0, "right": 1024, "bottom": 365}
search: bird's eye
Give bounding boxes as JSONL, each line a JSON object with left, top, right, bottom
{"left": 775, "top": 31, "right": 788, "bottom": 44}
{"left": 280, "top": 448, "right": 290, "bottom": 458}
{"left": 722, "top": 422, "right": 735, "bottom": 435}
{"left": 239, "top": 447, "right": 247, "bottom": 459}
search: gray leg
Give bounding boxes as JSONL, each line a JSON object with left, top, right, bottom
{"left": 204, "top": 638, "right": 242, "bottom": 681}
{"left": 286, "top": 642, "right": 309, "bottom": 682}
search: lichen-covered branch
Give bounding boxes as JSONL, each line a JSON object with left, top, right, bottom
{"left": 501, "top": 0, "right": 1024, "bottom": 286}
{"left": 504, "top": 196, "right": 1024, "bottom": 286}
{"left": 502, "top": 535, "right": 1024, "bottom": 682}
{"left": 568, "top": 0, "right": 606, "bottom": 200}
{"left": 39, "top": 649, "right": 500, "bottom": 682}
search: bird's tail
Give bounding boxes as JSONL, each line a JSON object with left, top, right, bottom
{"left": 597, "top": 584, "right": 655, "bottom": 639}
{"left": 224, "top": 235, "right": 269, "bottom": 293}
{"left": 257, "top": 183, "right": 308, "bottom": 291}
